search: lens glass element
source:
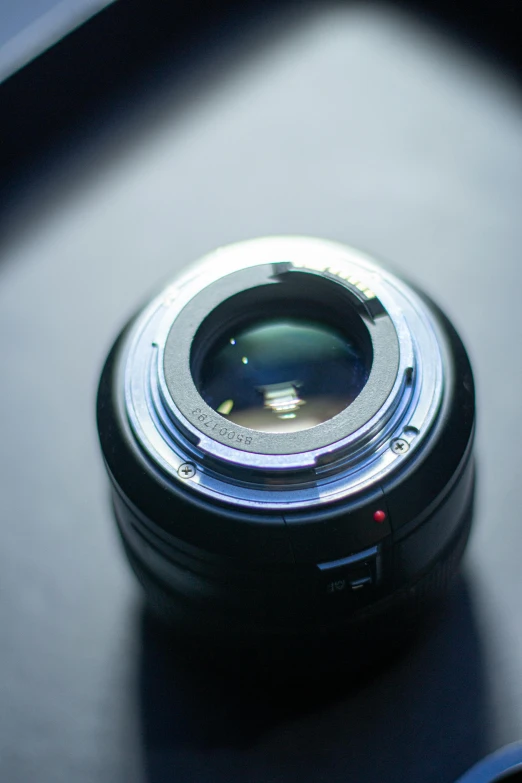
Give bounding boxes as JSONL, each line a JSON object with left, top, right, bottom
{"left": 197, "top": 318, "right": 370, "bottom": 433}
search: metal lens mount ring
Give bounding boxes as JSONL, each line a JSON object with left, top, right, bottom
{"left": 123, "top": 237, "right": 444, "bottom": 511}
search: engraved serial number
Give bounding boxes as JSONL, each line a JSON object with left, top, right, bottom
{"left": 191, "top": 407, "right": 253, "bottom": 446}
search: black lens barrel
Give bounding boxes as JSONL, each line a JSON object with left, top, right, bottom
{"left": 96, "top": 238, "right": 475, "bottom": 642}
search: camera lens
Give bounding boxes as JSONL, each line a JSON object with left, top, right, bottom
{"left": 195, "top": 316, "right": 370, "bottom": 433}
{"left": 96, "top": 237, "right": 475, "bottom": 645}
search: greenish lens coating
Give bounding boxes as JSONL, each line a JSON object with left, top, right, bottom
{"left": 197, "top": 317, "right": 370, "bottom": 433}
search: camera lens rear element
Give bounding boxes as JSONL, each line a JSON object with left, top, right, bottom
{"left": 196, "top": 316, "right": 370, "bottom": 434}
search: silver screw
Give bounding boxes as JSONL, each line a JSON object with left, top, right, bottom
{"left": 178, "top": 462, "right": 196, "bottom": 479}
{"left": 391, "top": 438, "right": 409, "bottom": 455}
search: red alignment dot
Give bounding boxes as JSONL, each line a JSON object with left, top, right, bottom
{"left": 373, "top": 509, "right": 386, "bottom": 524}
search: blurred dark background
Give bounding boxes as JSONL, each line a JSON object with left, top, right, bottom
{"left": 1, "top": 2, "right": 522, "bottom": 782}
{"left": 2, "top": 0, "right": 522, "bottom": 176}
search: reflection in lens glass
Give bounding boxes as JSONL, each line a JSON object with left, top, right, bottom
{"left": 197, "top": 318, "right": 370, "bottom": 433}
